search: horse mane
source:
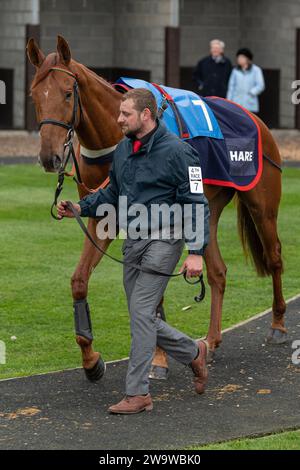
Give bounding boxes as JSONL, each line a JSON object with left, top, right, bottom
{"left": 75, "top": 63, "right": 121, "bottom": 98}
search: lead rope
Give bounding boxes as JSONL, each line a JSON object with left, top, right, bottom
{"left": 65, "top": 200, "right": 205, "bottom": 300}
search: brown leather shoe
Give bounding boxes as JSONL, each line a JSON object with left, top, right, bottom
{"left": 108, "top": 394, "right": 153, "bottom": 414}
{"left": 190, "top": 340, "right": 209, "bottom": 394}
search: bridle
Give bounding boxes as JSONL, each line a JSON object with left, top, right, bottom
{"left": 37, "top": 67, "right": 106, "bottom": 219}
{"left": 38, "top": 67, "right": 82, "bottom": 132}
{"left": 38, "top": 67, "right": 83, "bottom": 219}
{"left": 36, "top": 66, "right": 206, "bottom": 299}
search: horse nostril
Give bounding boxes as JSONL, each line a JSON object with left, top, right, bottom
{"left": 53, "top": 155, "right": 62, "bottom": 169}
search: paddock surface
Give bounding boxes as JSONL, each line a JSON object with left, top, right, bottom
{"left": 0, "top": 296, "right": 299, "bottom": 450}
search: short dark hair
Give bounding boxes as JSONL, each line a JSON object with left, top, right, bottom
{"left": 122, "top": 88, "right": 157, "bottom": 120}
{"left": 236, "top": 47, "right": 253, "bottom": 61}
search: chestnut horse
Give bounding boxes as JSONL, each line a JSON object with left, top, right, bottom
{"left": 27, "top": 35, "right": 286, "bottom": 381}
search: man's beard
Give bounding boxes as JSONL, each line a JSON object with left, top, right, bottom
{"left": 122, "top": 121, "right": 142, "bottom": 139}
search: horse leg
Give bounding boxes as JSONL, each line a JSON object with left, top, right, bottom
{"left": 71, "top": 217, "right": 112, "bottom": 381}
{"left": 267, "top": 229, "right": 287, "bottom": 344}
{"left": 73, "top": 214, "right": 169, "bottom": 381}
{"left": 204, "top": 189, "right": 235, "bottom": 361}
{"left": 238, "top": 187, "right": 287, "bottom": 345}
{"left": 246, "top": 117, "right": 286, "bottom": 344}
{"left": 149, "top": 299, "right": 169, "bottom": 380}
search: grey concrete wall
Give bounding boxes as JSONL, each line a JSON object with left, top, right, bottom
{"left": 180, "top": 0, "right": 240, "bottom": 67}
{"left": 1, "top": 0, "right": 210, "bottom": 128}
{"left": 113, "top": 0, "right": 178, "bottom": 83}
{"left": 40, "top": 0, "right": 177, "bottom": 85}
{"left": 239, "top": 0, "right": 300, "bottom": 128}
{"left": 0, "top": 0, "right": 37, "bottom": 128}
{"left": 40, "top": 0, "right": 114, "bottom": 67}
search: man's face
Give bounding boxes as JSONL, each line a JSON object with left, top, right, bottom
{"left": 117, "top": 98, "right": 143, "bottom": 136}
{"left": 210, "top": 43, "right": 223, "bottom": 58}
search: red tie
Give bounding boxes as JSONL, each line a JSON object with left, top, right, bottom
{"left": 133, "top": 140, "right": 142, "bottom": 153}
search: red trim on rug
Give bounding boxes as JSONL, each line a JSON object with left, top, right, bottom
{"left": 151, "top": 82, "right": 174, "bottom": 101}
{"left": 112, "top": 83, "right": 130, "bottom": 92}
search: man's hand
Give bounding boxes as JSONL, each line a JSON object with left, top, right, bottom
{"left": 180, "top": 254, "right": 203, "bottom": 278}
{"left": 57, "top": 201, "right": 81, "bottom": 219}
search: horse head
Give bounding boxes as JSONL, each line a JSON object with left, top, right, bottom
{"left": 27, "top": 35, "right": 80, "bottom": 172}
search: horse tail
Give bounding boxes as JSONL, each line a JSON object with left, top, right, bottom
{"left": 236, "top": 196, "right": 271, "bottom": 277}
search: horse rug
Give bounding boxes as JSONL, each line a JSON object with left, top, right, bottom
{"left": 115, "top": 77, "right": 263, "bottom": 191}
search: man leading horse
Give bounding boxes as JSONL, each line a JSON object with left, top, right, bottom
{"left": 57, "top": 88, "right": 210, "bottom": 414}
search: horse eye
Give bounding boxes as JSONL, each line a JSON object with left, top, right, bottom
{"left": 66, "top": 91, "right": 72, "bottom": 100}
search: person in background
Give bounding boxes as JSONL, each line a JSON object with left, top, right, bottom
{"left": 193, "top": 39, "right": 232, "bottom": 98}
{"left": 227, "top": 48, "right": 265, "bottom": 113}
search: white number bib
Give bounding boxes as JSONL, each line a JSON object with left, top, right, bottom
{"left": 188, "top": 166, "right": 203, "bottom": 194}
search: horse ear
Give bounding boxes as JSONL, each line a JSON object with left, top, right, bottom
{"left": 26, "top": 38, "right": 45, "bottom": 68}
{"left": 57, "top": 35, "right": 71, "bottom": 66}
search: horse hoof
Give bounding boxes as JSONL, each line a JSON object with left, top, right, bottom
{"left": 266, "top": 328, "right": 288, "bottom": 345}
{"left": 207, "top": 349, "right": 215, "bottom": 364}
{"left": 149, "top": 365, "right": 168, "bottom": 380}
{"left": 84, "top": 357, "right": 106, "bottom": 382}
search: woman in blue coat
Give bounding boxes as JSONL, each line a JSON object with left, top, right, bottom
{"left": 227, "top": 48, "right": 265, "bottom": 113}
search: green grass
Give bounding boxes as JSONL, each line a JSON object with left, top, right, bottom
{"left": 0, "top": 165, "right": 299, "bottom": 379}
{"left": 189, "top": 429, "right": 300, "bottom": 450}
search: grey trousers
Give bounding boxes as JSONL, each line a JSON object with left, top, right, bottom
{"left": 122, "top": 237, "right": 198, "bottom": 396}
